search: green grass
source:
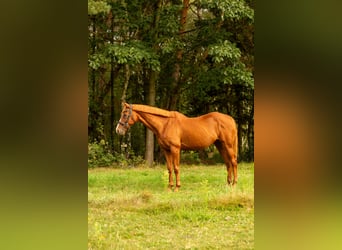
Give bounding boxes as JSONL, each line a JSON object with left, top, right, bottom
{"left": 88, "top": 163, "right": 254, "bottom": 249}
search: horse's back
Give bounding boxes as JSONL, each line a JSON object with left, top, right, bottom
{"left": 194, "top": 112, "right": 236, "bottom": 129}
{"left": 175, "top": 111, "right": 236, "bottom": 130}
{"left": 210, "top": 112, "right": 236, "bottom": 128}
{"left": 171, "top": 111, "right": 236, "bottom": 150}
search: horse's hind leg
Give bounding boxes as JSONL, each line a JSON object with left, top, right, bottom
{"left": 229, "top": 147, "right": 238, "bottom": 185}
{"left": 214, "top": 141, "right": 233, "bottom": 185}
{"left": 225, "top": 143, "right": 238, "bottom": 185}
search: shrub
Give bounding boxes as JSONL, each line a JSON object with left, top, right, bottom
{"left": 181, "top": 151, "right": 201, "bottom": 165}
{"left": 88, "top": 140, "right": 146, "bottom": 168}
{"left": 88, "top": 140, "right": 116, "bottom": 168}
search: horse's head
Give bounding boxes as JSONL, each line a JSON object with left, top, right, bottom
{"left": 116, "top": 103, "right": 134, "bottom": 135}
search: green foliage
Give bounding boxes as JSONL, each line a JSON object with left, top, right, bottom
{"left": 158, "top": 4, "right": 183, "bottom": 35}
{"left": 160, "top": 37, "right": 184, "bottom": 55}
{"left": 88, "top": 43, "right": 160, "bottom": 71}
{"left": 206, "top": 40, "right": 254, "bottom": 86}
{"left": 88, "top": 140, "right": 146, "bottom": 168}
{"left": 181, "top": 151, "right": 201, "bottom": 165}
{"left": 208, "top": 40, "right": 241, "bottom": 62}
{"left": 88, "top": 140, "right": 116, "bottom": 168}
{"left": 224, "top": 62, "right": 254, "bottom": 86}
{"left": 196, "top": 0, "right": 254, "bottom": 21}
{"left": 181, "top": 149, "right": 225, "bottom": 165}
{"left": 88, "top": 0, "right": 111, "bottom": 15}
{"left": 88, "top": 52, "right": 110, "bottom": 70}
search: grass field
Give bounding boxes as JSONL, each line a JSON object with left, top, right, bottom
{"left": 88, "top": 163, "right": 254, "bottom": 249}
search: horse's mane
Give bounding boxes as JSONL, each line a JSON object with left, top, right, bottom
{"left": 132, "top": 104, "right": 172, "bottom": 117}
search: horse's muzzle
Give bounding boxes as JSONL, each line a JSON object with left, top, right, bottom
{"left": 116, "top": 123, "right": 127, "bottom": 135}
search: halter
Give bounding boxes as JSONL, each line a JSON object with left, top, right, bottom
{"left": 119, "top": 104, "right": 132, "bottom": 128}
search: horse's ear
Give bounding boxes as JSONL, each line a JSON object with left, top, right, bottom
{"left": 121, "top": 102, "right": 125, "bottom": 108}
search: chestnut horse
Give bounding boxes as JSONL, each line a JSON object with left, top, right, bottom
{"left": 116, "top": 103, "right": 238, "bottom": 191}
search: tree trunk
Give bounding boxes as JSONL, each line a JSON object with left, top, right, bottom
{"left": 121, "top": 64, "right": 130, "bottom": 103}
{"left": 247, "top": 102, "right": 254, "bottom": 161}
{"left": 168, "top": 0, "right": 190, "bottom": 111}
{"left": 89, "top": 17, "right": 97, "bottom": 141}
{"left": 145, "top": 70, "right": 157, "bottom": 166}
{"left": 120, "top": 64, "right": 131, "bottom": 155}
{"left": 110, "top": 61, "right": 114, "bottom": 151}
{"left": 144, "top": 0, "right": 162, "bottom": 166}
{"left": 236, "top": 86, "right": 243, "bottom": 161}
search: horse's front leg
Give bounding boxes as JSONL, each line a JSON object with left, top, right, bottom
{"left": 164, "top": 150, "right": 174, "bottom": 191}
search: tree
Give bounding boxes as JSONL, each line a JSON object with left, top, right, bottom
{"left": 88, "top": 0, "right": 254, "bottom": 165}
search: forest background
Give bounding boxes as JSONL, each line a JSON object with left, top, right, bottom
{"left": 88, "top": 0, "right": 254, "bottom": 167}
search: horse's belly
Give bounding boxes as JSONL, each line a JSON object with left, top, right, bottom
{"left": 181, "top": 135, "right": 216, "bottom": 150}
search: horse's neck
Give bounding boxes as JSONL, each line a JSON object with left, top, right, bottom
{"left": 136, "top": 112, "right": 169, "bottom": 135}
